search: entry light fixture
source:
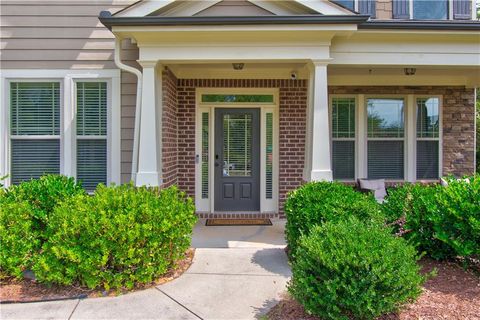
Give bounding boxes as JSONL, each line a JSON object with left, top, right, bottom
{"left": 232, "top": 63, "right": 245, "bottom": 70}
{"left": 404, "top": 68, "right": 416, "bottom": 76}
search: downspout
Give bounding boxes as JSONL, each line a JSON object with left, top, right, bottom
{"left": 114, "top": 37, "right": 142, "bottom": 183}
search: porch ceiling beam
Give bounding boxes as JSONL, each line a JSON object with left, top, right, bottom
{"left": 138, "top": 45, "right": 332, "bottom": 63}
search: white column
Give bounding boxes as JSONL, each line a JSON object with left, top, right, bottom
{"left": 406, "top": 94, "right": 416, "bottom": 182}
{"left": 136, "top": 61, "right": 162, "bottom": 187}
{"left": 62, "top": 76, "right": 75, "bottom": 177}
{"left": 308, "top": 61, "right": 333, "bottom": 181}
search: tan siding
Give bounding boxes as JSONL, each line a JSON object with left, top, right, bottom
{"left": 1, "top": 1, "right": 139, "bottom": 184}
{"left": 195, "top": 0, "right": 274, "bottom": 16}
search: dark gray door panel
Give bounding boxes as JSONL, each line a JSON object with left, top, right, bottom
{"left": 214, "top": 108, "right": 260, "bottom": 211}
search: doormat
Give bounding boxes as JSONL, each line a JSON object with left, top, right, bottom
{"left": 206, "top": 218, "right": 272, "bottom": 226}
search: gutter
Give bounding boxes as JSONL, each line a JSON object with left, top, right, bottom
{"left": 99, "top": 11, "right": 480, "bottom": 31}
{"left": 359, "top": 20, "right": 480, "bottom": 31}
{"left": 114, "top": 38, "right": 142, "bottom": 183}
{"left": 99, "top": 11, "right": 371, "bottom": 29}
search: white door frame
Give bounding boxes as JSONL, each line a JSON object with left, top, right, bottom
{"left": 195, "top": 88, "right": 279, "bottom": 214}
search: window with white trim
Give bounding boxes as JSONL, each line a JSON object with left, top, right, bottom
{"left": 416, "top": 97, "right": 440, "bottom": 179}
{"left": 10, "top": 82, "right": 61, "bottom": 184}
{"left": 331, "top": 97, "right": 356, "bottom": 180}
{"left": 367, "top": 98, "right": 405, "bottom": 180}
{"left": 76, "top": 82, "right": 107, "bottom": 192}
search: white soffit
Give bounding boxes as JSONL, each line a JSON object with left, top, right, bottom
{"left": 113, "top": 0, "right": 355, "bottom": 17}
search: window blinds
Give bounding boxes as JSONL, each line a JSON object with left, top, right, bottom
{"left": 10, "top": 82, "right": 61, "bottom": 184}
{"left": 76, "top": 82, "right": 107, "bottom": 191}
{"left": 331, "top": 98, "right": 355, "bottom": 180}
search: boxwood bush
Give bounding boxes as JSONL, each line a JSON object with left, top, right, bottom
{"left": 2, "top": 175, "right": 85, "bottom": 233}
{"left": 0, "top": 175, "right": 85, "bottom": 278}
{"left": 285, "top": 181, "right": 382, "bottom": 257}
{"left": 33, "top": 184, "right": 197, "bottom": 290}
{"left": 382, "top": 176, "right": 479, "bottom": 260}
{"left": 0, "top": 196, "right": 38, "bottom": 278}
{"left": 289, "top": 217, "right": 425, "bottom": 320}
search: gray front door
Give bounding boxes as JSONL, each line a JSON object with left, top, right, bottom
{"left": 214, "top": 108, "right": 260, "bottom": 211}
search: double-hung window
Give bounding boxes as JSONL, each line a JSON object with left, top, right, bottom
{"left": 10, "top": 82, "right": 61, "bottom": 184}
{"left": 76, "top": 82, "right": 108, "bottom": 192}
{"left": 367, "top": 98, "right": 405, "bottom": 180}
{"left": 331, "top": 97, "right": 356, "bottom": 180}
{"left": 416, "top": 98, "right": 440, "bottom": 179}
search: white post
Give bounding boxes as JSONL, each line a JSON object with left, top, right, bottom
{"left": 136, "top": 61, "right": 162, "bottom": 187}
{"left": 62, "top": 76, "right": 75, "bottom": 177}
{"left": 308, "top": 61, "right": 333, "bottom": 181}
{"left": 406, "top": 94, "right": 416, "bottom": 182}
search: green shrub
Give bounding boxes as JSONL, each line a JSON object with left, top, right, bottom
{"left": 285, "top": 181, "right": 382, "bottom": 257}
{"left": 433, "top": 176, "right": 480, "bottom": 258}
{"left": 3, "top": 175, "right": 85, "bottom": 233}
{"left": 382, "top": 183, "right": 453, "bottom": 259}
{"left": 382, "top": 177, "right": 479, "bottom": 260}
{"left": 33, "top": 184, "right": 197, "bottom": 290}
{"left": 289, "top": 217, "right": 425, "bottom": 320}
{"left": 0, "top": 197, "right": 38, "bottom": 278}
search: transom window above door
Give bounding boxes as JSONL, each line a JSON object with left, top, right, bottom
{"left": 201, "top": 94, "right": 274, "bottom": 104}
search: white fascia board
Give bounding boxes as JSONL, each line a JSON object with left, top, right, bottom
{"left": 139, "top": 45, "right": 331, "bottom": 62}
{"left": 331, "top": 52, "right": 480, "bottom": 67}
{"left": 294, "top": 0, "right": 355, "bottom": 15}
{"left": 115, "top": 0, "right": 175, "bottom": 17}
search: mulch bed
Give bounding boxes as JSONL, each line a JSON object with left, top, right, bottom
{"left": 267, "top": 258, "right": 480, "bottom": 320}
{"left": 0, "top": 248, "right": 195, "bottom": 303}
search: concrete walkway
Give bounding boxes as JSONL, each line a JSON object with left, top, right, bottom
{"left": 1, "top": 220, "right": 291, "bottom": 320}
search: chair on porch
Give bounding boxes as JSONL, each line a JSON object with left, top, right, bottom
{"left": 356, "top": 178, "right": 388, "bottom": 203}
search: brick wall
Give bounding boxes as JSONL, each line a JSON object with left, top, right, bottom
{"left": 329, "top": 86, "right": 476, "bottom": 177}
{"left": 176, "top": 79, "right": 308, "bottom": 215}
{"left": 162, "top": 68, "right": 178, "bottom": 187}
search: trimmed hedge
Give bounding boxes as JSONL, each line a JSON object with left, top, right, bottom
{"left": 289, "top": 217, "right": 425, "bottom": 320}
{"left": 0, "top": 197, "right": 38, "bottom": 278}
{"left": 33, "top": 184, "right": 197, "bottom": 290}
{"left": 0, "top": 175, "right": 85, "bottom": 277}
{"left": 284, "top": 181, "right": 382, "bottom": 257}
{"left": 2, "top": 175, "right": 85, "bottom": 233}
{"left": 382, "top": 176, "right": 479, "bottom": 260}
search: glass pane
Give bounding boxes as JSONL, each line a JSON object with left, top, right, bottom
{"left": 77, "top": 82, "right": 107, "bottom": 136}
{"left": 10, "top": 82, "right": 60, "bottom": 136}
{"left": 223, "top": 113, "right": 252, "bottom": 177}
{"left": 201, "top": 112, "right": 209, "bottom": 199}
{"left": 417, "top": 98, "right": 439, "bottom": 138}
{"left": 332, "top": 98, "right": 355, "bottom": 138}
{"left": 77, "top": 139, "right": 107, "bottom": 192}
{"left": 202, "top": 94, "right": 274, "bottom": 103}
{"left": 368, "top": 141, "right": 404, "bottom": 179}
{"left": 11, "top": 139, "right": 60, "bottom": 184}
{"left": 413, "top": 0, "right": 447, "bottom": 19}
{"left": 333, "top": 0, "right": 355, "bottom": 10}
{"left": 367, "top": 98, "right": 405, "bottom": 138}
{"left": 266, "top": 113, "right": 273, "bottom": 199}
{"left": 417, "top": 141, "right": 439, "bottom": 179}
{"left": 333, "top": 141, "right": 355, "bottom": 180}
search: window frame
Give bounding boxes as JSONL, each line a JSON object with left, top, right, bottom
{"left": 7, "top": 80, "right": 63, "bottom": 184}
{"left": 73, "top": 80, "right": 110, "bottom": 190}
{"left": 414, "top": 95, "right": 443, "bottom": 181}
{"left": 0, "top": 70, "right": 120, "bottom": 188}
{"left": 329, "top": 95, "right": 358, "bottom": 182}
{"left": 408, "top": 0, "right": 453, "bottom": 20}
{"left": 365, "top": 95, "right": 407, "bottom": 181}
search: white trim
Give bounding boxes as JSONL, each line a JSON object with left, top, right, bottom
{"left": 406, "top": 94, "right": 416, "bottom": 182}
{"left": 195, "top": 88, "right": 279, "bottom": 214}
{"left": 0, "top": 69, "right": 121, "bottom": 188}
{"left": 115, "top": 0, "right": 176, "bottom": 17}
{"left": 357, "top": 94, "right": 367, "bottom": 179}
